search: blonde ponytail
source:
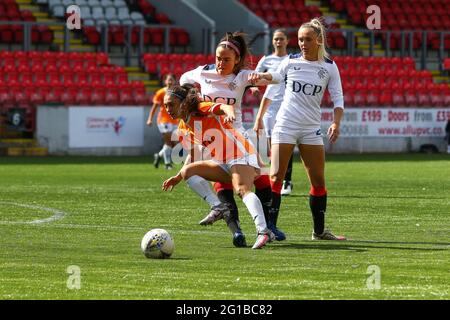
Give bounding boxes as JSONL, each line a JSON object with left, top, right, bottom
{"left": 300, "top": 18, "right": 330, "bottom": 61}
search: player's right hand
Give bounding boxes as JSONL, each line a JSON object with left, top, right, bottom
{"left": 252, "top": 117, "right": 264, "bottom": 135}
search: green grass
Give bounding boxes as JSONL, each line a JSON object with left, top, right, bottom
{"left": 0, "top": 154, "right": 449, "bottom": 299}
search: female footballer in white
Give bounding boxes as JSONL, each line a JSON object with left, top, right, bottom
{"left": 251, "top": 18, "right": 346, "bottom": 240}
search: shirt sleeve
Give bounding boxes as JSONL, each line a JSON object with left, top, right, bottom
{"left": 180, "top": 66, "right": 203, "bottom": 86}
{"left": 327, "top": 62, "right": 344, "bottom": 109}
{"left": 270, "top": 57, "right": 289, "bottom": 84}
{"left": 255, "top": 56, "right": 266, "bottom": 73}
{"left": 263, "top": 84, "right": 279, "bottom": 100}
{"left": 152, "top": 88, "right": 165, "bottom": 105}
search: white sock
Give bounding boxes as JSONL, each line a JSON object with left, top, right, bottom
{"left": 447, "top": 145, "right": 450, "bottom": 154}
{"left": 163, "top": 145, "right": 172, "bottom": 165}
{"left": 186, "top": 176, "right": 221, "bottom": 207}
{"left": 242, "top": 192, "right": 267, "bottom": 233}
{"left": 158, "top": 145, "right": 165, "bottom": 157}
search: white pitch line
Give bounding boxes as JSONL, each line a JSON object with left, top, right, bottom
{"left": 0, "top": 201, "right": 68, "bottom": 224}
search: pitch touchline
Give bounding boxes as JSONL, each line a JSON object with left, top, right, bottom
{"left": 0, "top": 201, "right": 68, "bottom": 224}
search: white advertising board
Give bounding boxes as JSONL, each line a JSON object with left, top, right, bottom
{"left": 319, "top": 108, "right": 449, "bottom": 137}
{"left": 69, "top": 107, "right": 144, "bottom": 148}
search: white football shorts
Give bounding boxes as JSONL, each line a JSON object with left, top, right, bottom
{"left": 271, "top": 123, "right": 324, "bottom": 146}
{"left": 157, "top": 122, "right": 177, "bottom": 134}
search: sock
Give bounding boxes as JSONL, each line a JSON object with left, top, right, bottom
{"left": 309, "top": 186, "right": 327, "bottom": 235}
{"left": 242, "top": 192, "right": 267, "bottom": 233}
{"left": 158, "top": 145, "right": 165, "bottom": 157}
{"left": 270, "top": 180, "right": 283, "bottom": 226}
{"left": 254, "top": 176, "right": 272, "bottom": 225}
{"left": 163, "top": 145, "right": 172, "bottom": 165}
{"left": 284, "top": 154, "right": 293, "bottom": 183}
{"left": 217, "top": 188, "right": 240, "bottom": 235}
{"left": 186, "top": 176, "right": 221, "bottom": 207}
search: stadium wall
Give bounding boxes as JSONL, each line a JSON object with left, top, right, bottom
{"left": 149, "top": 0, "right": 216, "bottom": 54}
{"left": 184, "top": 0, "right": 270, "bottom": 55}
{"left": 37, "top": 106, "right": 447, "bottom": 155}
{"left": 36, "top": 106, "right": 162, "bottom": 156}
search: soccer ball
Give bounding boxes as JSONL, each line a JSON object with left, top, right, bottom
{"left": 141, "top": 228, "right": 174, "bottom": 259}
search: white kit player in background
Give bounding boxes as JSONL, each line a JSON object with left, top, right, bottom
{"left": 252, "top": 18, "right": 347, "bottom": 241}
{"left": 253, "top": 29, "right": 291, "bottom": 240}
{"left": 178, "top": 32, "right": 278, "bottom": 247}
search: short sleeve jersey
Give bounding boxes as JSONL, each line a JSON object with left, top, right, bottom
{"left": 177, "top": 102, "right": 256, "bottom": 163}
{"left": 179, "top": 65, "right": 256, "bottom": 130}
{"left": 268, "top": 54, "right": 344, "bottom": 128}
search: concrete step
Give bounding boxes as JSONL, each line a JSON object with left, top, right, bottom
{"left": 128, "top": 72, "right": 150, "bottom": 79}
{"left": 18, "top": 4, "right": 38, "bottom": 11}
{"left": 65, "top": 44, "right": 96, "bottom": 52}
{"left": 125, "top": 67, "right": 141, "bottom": 72}
{"left": 361, "top": 49, "right": 386, "bottom": 57}
{"left": 49, "top": 25, "right": 65, "bottom": 31}
{"left": 33, "top": 12, "right": 49, "bottom": 18}
{"left": 53, "top": 38, "right": 83, "bottom": 45}
{"left": 4, "top": 147, "right": 48, "bottom": 156}
{"left": 305, "top": 0, "right": 321, "bottom": 6}
{"left": 0, "top": 139, "right": 37, "bottom": 148}
{"left": 36, "top": 18, "right": 56, "bottom": 23}
{"left": 433, "top": 75, "right": 449, "bottom": 82}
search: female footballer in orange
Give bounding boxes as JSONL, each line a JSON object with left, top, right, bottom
{"left": 147, "top": 73, "right": 179, "bottom": 170}
{"left": 161, "top": 84, "right": 275, "bottom": 249}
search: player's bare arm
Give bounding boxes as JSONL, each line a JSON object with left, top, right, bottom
{"left": 328, "top": 107, "right": 344, "bottom": 143}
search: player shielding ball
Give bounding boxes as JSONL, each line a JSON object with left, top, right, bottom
{"left": 161, "top": 84, "right": 275, "bottom": 249}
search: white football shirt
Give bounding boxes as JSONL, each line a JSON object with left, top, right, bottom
{"left": 180, "top": 65, "right": 256, "bottom": 129}
{"left": 255, "top": 54, "right": 288, "bottom": 103}
{"left": 268, "top": 54, "right": 344, "bottom": 129}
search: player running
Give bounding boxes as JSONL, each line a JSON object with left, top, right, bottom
{"left": 147, "top": 74, "right": 179, "bottom": 170}
{"left": 161, "top": 84, "right": 275, "bottom": 249}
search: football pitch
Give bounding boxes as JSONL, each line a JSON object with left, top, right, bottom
{"left": 0, "top": 154, "right": 448, "bottom": 300}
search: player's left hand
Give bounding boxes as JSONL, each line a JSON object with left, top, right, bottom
{"left": 223, "top": 114, "right": 235, "bottom": 124}
{"left": 162, "top": 175, "right": 182, "bottom": 191}
{"left": 327, "top": 122, "right": 340, "bottom": 143}
{"left": 248, "top": 73, "right": 263, "bottom": 86}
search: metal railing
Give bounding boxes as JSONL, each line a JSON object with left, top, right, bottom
{"left": 0, "top": 21, "right": 447, "bottom": 71}
{"left": 268, "top": 27, "right": 450, "bottom": 71}
{"left": 0, "top": 21, "right": 214, "bottom": 66}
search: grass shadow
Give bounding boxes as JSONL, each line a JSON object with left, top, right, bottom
{"left": 273, "top": 240, "right": 449, "bottom": 252}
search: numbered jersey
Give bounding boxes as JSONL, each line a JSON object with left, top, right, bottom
{"left": 268, "top": 54, "right": 344, "bottom": 129}
{"left": 180, "top": 65, "right": 256, "bottom": 130}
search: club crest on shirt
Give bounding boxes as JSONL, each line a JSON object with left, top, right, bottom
{"left": 228, "top": 81, "right": 237, "bottom": 91}
{"left": 318, "top": 67, "right": 328, "bottom": 79}
{"left": 205, "top": 79, "right": 212, "bottom": 84}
